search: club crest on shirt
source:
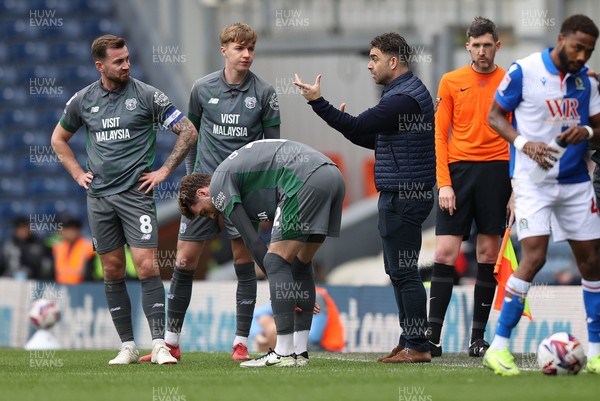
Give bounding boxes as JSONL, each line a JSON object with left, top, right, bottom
{"left": 179, "top": 222, "right": 187, "bottom": 235}
{"left": 575, "top": 76, "right": 585, "bottom": 90}
{"left": 244, "top": 96, "right": 257, "bottom": 109}
{"left": 125, "top": 98, "right": 137, "bottom": 111}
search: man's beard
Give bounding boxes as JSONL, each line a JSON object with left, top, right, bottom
{"left": 558, "top": 47, "right": 581, "bottom": 73}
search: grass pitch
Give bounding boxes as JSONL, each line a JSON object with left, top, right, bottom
{"left": 1, "top": 350, "right": 597, "bottom": 401}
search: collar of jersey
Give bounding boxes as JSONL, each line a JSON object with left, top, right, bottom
{"left": 98, "top": 78, "right": 130, "bottom": 96}
{"left": 219, "top": 69, "right": 252, "bottom": 93}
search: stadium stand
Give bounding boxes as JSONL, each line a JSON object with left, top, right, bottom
{"left": 0, "top": 0, "right": 185, "bottom": 244}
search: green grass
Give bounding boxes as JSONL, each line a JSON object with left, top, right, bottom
{"left": 1, "top": 350, "right": 597, "bottom": 401}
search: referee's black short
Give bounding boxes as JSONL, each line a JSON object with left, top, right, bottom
{"left": 435, "top": 160, "right": 511, "bottom": 240}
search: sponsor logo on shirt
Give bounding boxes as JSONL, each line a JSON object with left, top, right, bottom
{"left": 244, "top": 96, "right": 257, "bottom": 109}
{"left": 545, "top": 98, "right": 580, "bottom": 127}
{"left": 95, "top": 117, "right": 131, "bottom": 142}
{"left": 269, "top": 93, "right": 279, "bottom": 111}
{"left": 153, "top": 91, "right": 170, "bottom": 107}
{"left": 212, "top": 192, "right": 226, "bottom": 211}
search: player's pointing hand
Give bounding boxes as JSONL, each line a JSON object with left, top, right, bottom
{"left": 294, "top": 73, "right": 322, "bottom": 101}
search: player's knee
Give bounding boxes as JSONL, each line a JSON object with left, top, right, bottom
{"left": 176, "top": 255, "right": 196, "bottom": 270}
{"left": 102, "top": 261, "right": 126, "bottom": 280}
{"left": 578, "top": 252, "right": 600, "bottom": 280}
{"left": 434, "top": 247, "right": 459, "bottom": 265}
{"left": 135, "top": 258, "right": 158, "bottom": 279}
{"left": 475, "top": 249, "right": 497, "bottom": 264}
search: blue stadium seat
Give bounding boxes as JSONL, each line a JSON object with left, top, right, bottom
{"left": 39, "top": 108, "right": 64, "bottom": 127}
{"left": 18, "top": 65, "right": 60, "bottom": 81}
{"left": 0, "top": 18, "right": 37, "bottom": 39}
{"left": 0, "top": 176, "right": 25, "bottom": 195}
{"left": 0, "top": 199, "right": 35, "bottom": 218}
{"left": 0, "top": 42, "right": 7, "bottom": 63}
{"left": 49, "top": 41, "right": 90, "bottom": 60}
{"left": 0, "top": 0, "right": 31, "bottom": 13}
{"left": 82, "top": 17, "right": 124, "bottom": 37}
{"left": 43, "top": 18, "right": 83, "bottom": 38}
{"left": 0, "top": 66, "right": 19, "bottom": 85}
{"left": 83, "top": 0, "right": 114, "bottom": 15}
{"left": 60, "top": 65, "right": 98, "bottom": 84}
{"left": 11, "top": 130, "right": 49, "bottom": 149}
{"left": 28, "top": 176, "right": 70, "bottom": 194}
{"left": 9, "top": 42, "right": 50, "bottom": 62}
{"left": 0, "top": 154, "right": 17, "bottom": 174}
{"left": 0, "top": 87, "right": 28, "bottom": 106}
{"left": 0, "top": 109, "right": 35, "bottom": 129}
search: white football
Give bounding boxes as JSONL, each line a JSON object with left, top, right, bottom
{"left": 29, "top": 299, "right": 60, "bottom": 330}
{"left": 537, "top": 332, "right": 586, "bottom": 375}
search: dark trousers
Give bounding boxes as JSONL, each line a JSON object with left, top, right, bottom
{"left": 378, "top": 190, "right": 433, "bottom": 353}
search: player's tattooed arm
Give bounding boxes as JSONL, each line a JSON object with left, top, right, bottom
{"left": 138, "top": 117, "right": 198, "bottom": 193}
{"left": 164, "top": 116, "right": 199, "bottom": 172}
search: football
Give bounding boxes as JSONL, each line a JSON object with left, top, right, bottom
{"left": 29, "top": 299, "right": 60, "bottom": 330}
{"left": 537, "top": 332, "right": 586, "bottom": 375}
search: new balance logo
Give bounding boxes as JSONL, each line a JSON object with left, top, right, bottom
{"left": 152, "top": 303, "right": 164, "bottom": 308}
{"left": 208, "top": 98, "right": 219, "bottom": 104}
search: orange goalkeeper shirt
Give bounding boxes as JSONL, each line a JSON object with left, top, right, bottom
{"left": 435, "top": 64, "right": 509, "bottom": 188}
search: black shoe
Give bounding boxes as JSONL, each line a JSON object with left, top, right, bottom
{"left": 468, "top": 339, "right": 489, "bottom": 357}
{"left": 294, "top": 351, "right": 309, "bottom": 366}
{"left": 428, "top": 340, "right": 442, "bottom": 357}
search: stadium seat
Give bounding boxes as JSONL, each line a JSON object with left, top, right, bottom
{"left": 83, "top": 0, "right": 114, "bottom": 15}
{"left": 0, "top": 109, "right": 35, "bottom": 129}
{"left": 0, "top": 42, "right": 7, "bottom": 63}
{"left": 0, "top": 155, "right": 17, "bottom": 175}
{"left": 39, "top": 108, "right": 64, "bottom": 127}
{"left": 82, "top": 17, "right": 125, "bottom": 37}
{"left": 0, "top": 0, "right": 30, "bottom": 13}
{"left": 0, "top": 177, "right": 25, "bottom": 196}
{"left": 60, "top": 65, "right": 98, "bottom": 84}
{"left": 0, "top": 66, "right": 18, "bottom": 85}
{"left": 0, "top": 87, "right": 26, "bottom": 106}
{"left": 18, "top": 65, "right": 61, "bottom": 82}
{"left": 50, "top": 41, "right": 90, "bottom": 60}
{"left": 8, "top": 42, "right": 50, "bottom": 62}
{"left": 0, "top": 199, "right": 35, "bottom": 218}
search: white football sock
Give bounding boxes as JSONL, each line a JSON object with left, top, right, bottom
{"left": 489, "top": 335, "right": 510, "bottom": 351}
{"left": 233, "top": 336, "right": 248, "bottom": 347}
{"left": 165, "top": 331, "right": 180, "bottom": 347}
{"left": 589, "top": 342, "right": 600, "bottom": 359}
{"left": 274, "top": 334, "right": 294, "bottom": 356}
{"left": 294, "top": 330, "right": 309, "bottom": 354}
